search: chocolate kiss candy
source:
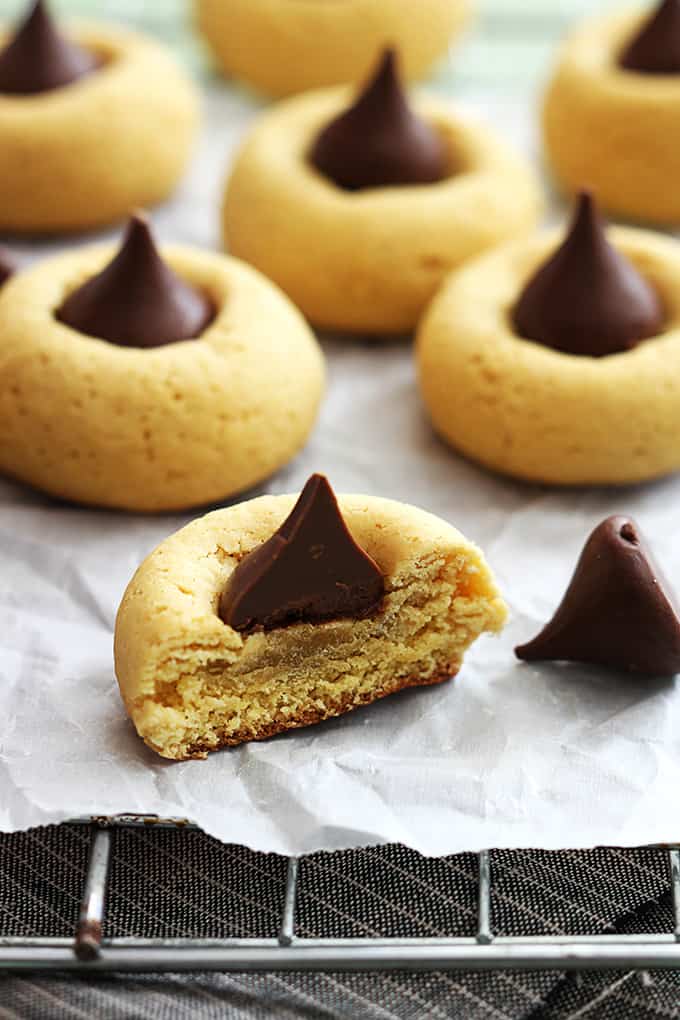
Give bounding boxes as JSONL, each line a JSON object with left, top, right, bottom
{"left": 512, "top": 192, "right": 664, "bottom": 357}
{"left": 515, "top": 516, "right": 680, "bottom": 676}
{"left": 620, "top": 0, "right": 680, "bottom": 74}
{"left": 0, "top": 0, "right": 98, "bottom": 95}
{"left": 309, "top": 48, "right": 448, "bottom": 190}
{"left": 0, "top": 246, "right": 16, "bottom": 286}
{"left": 220, "top": 473, "right": 385, "bottom": 632}
{"left": 57, "top": 214, "right": 214, "bottom": 348}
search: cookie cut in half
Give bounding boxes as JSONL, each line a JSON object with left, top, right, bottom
{"left": 114, "top": 475, "right": 507, "bottom": 759}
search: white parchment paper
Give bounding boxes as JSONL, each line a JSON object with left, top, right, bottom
{"left": 1, "top": 88, "right": 679, "bottom": 856}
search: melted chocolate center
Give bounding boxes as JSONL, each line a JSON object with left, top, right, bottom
{"left": 0, "top": 0, "right": 98, "bottom": 96}
{"left": 57, "top": 213, "right": 215, "bottom": 348}
{"left": 515, "top": 515, "right": 680, "bottom": 676}
{"left": 219, "top": 473, "right": 385, "bottom": 633}
{"left": 512, "top": 192, "right": 664, "bottom": 357}
{"left": 309, "top": 48, "right": 448, "bottom": 191}
{"left": 620, "top": 0, "right": 680, "bottom": 74}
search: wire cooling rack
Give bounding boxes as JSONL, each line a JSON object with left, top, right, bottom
{"left": 1, "top": 815, "right": 679, "bottom": 973}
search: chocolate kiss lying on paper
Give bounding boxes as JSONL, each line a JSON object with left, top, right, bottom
{"left": 516, "top": 515, "right": 680, "bottom": 676}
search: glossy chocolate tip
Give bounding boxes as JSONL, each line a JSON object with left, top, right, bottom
{"left": 309, "top": 47, "right": 448, "bottom": 191}
{"left": 219, "top": 473, "right": 385, "bottom": 633}
{"left": 0, "top": 246, "right": 17, "bottom": 286}
{"left": 0, "top": 0, "right": 98, "bottom": 95}
{"left": 515, "top": 515, "right": 680, "bottom": 676}
{"left": 57, "top": 213, "right": 215, "bottom": 348}
{"left": 512, "top": 191, "right": 664, "bottom": 357}
{"left": 620, "top": 0, "right": 680, "bottom": 74}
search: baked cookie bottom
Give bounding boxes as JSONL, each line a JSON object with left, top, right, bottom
{"left": 115, "top": 495, "right": 507, "bottom": 759}
{"left": 180, "top": 669, "right": 454, "bottom": 758}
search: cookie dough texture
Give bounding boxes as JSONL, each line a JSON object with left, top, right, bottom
{"left": 115, "top": 494, "right": 507, "bottom": 759}
{"left": 417, "top": 227, "right": 680, "bottom": 485}
{"left": 0, "top": 21, "right": 198, "bottom": 232}
{"left": 0, "top": 246, "right": 324, "bottom": 511}
{"left": 543, "top": 10, "right": 680, "bottom": 224}
{"left": 224, "top": 89, "right": 542, "bottom": 334}
{"left": 195, "top": 0, "right": 473, "bottom": 97}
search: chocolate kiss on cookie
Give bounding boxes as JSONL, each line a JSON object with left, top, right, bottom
{"left": 309, "top": 48, "right": 448, "bottom": 190}
{"left": 0, "top": 0, "right": 98, "bottom": 95}
{"left": 620, "top": 0, "right": 680, "bottom": 73}
{"left": 57, "top": 213, "right": 214, "bottom": 348}
{"left": 516, "top": 516, "right": 680, "bottom": 676}
{"left": 512, "top": 192, "right": 664, "bottom": 357}
{"left": 220, "top": 473, "right": 385, "bottom": 632}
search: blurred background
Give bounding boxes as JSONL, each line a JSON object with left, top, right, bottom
{"left": 0, "top": 0, "right": 635, "bottom": 98}
{"left": 0, "top": 0, "right": 636, "bottom": 244}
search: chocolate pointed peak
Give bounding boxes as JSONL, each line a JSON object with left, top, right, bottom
{"left": 515, "top": 515, "right": 680, "bottom": 676}
{"left": 57, "top": 213, "right": 214, "bottom": 348}
{"left": 219, "top": 473, "right": 385, "bottom": 632}
{"left": 0, "top": 0, "right": 98, "bottom": 96}
{"left": 0, "top": 246, "right": 16, "bottom": 286}
{"left": 309, "top": 48, "right": 448, "bottom": 191}
{"left": 512, "top": 192, "right": 664, "bottom": 357}
{"left": 620, "top": 0, "right": 680, "bottom": 74}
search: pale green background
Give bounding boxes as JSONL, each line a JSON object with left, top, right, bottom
{"left": 0, "top": 0, "right": 642, "bottom": 96}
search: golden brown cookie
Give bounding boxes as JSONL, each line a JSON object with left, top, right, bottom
{"left": 417, "top": 225, "right": 680, "bottom": 485}
{"left": 223, "top": 86, "right": 541, "bottom": 335}
{"left": 0, "top": 18, "right": 198, "bottom": 232}
{"left": 114, "top": 485, "right": 507, "bottom": 759}
{"left": 543, "top": 7, "right": 680, "bottom": 224}
{"left": 195, "top": 0, "right": 473, "bottom": 97}
{"left": 0, "top": 240, "right": 324, "bottom": 511}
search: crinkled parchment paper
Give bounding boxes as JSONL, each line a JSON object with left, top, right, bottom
{"left": 1, "top": 91, "right": 679, "bottom": 855}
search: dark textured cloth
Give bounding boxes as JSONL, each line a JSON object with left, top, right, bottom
{"left": 0, "top": 826, "right": 678, "bottom": 1018}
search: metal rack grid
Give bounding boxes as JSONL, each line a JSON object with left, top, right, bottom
{"left": 1, "top": 815, "right": 679, "bottom": 973}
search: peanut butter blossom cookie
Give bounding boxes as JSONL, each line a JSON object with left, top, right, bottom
{"left": 416, "top": 192, "right": 680, "bottom": 485}
{"left": 0, "top": 0, "right": 199, "bottom": 232}
{"left": 516, "top": 516, "right": 680, "bottom": 676}
{"left": 543, "top": 0, "right": 680, "bottom": 223}
{"left": 223, "top": 49, "right": 541, "bottom": 335}
{"left": 0, "top": 215, "right": 324, "bottom": 511}
{"left": 114, "top": 473, "right": 507, "bottom": 760}
{"left": 195, "top": 0, "right": 473, "bottom": 97}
